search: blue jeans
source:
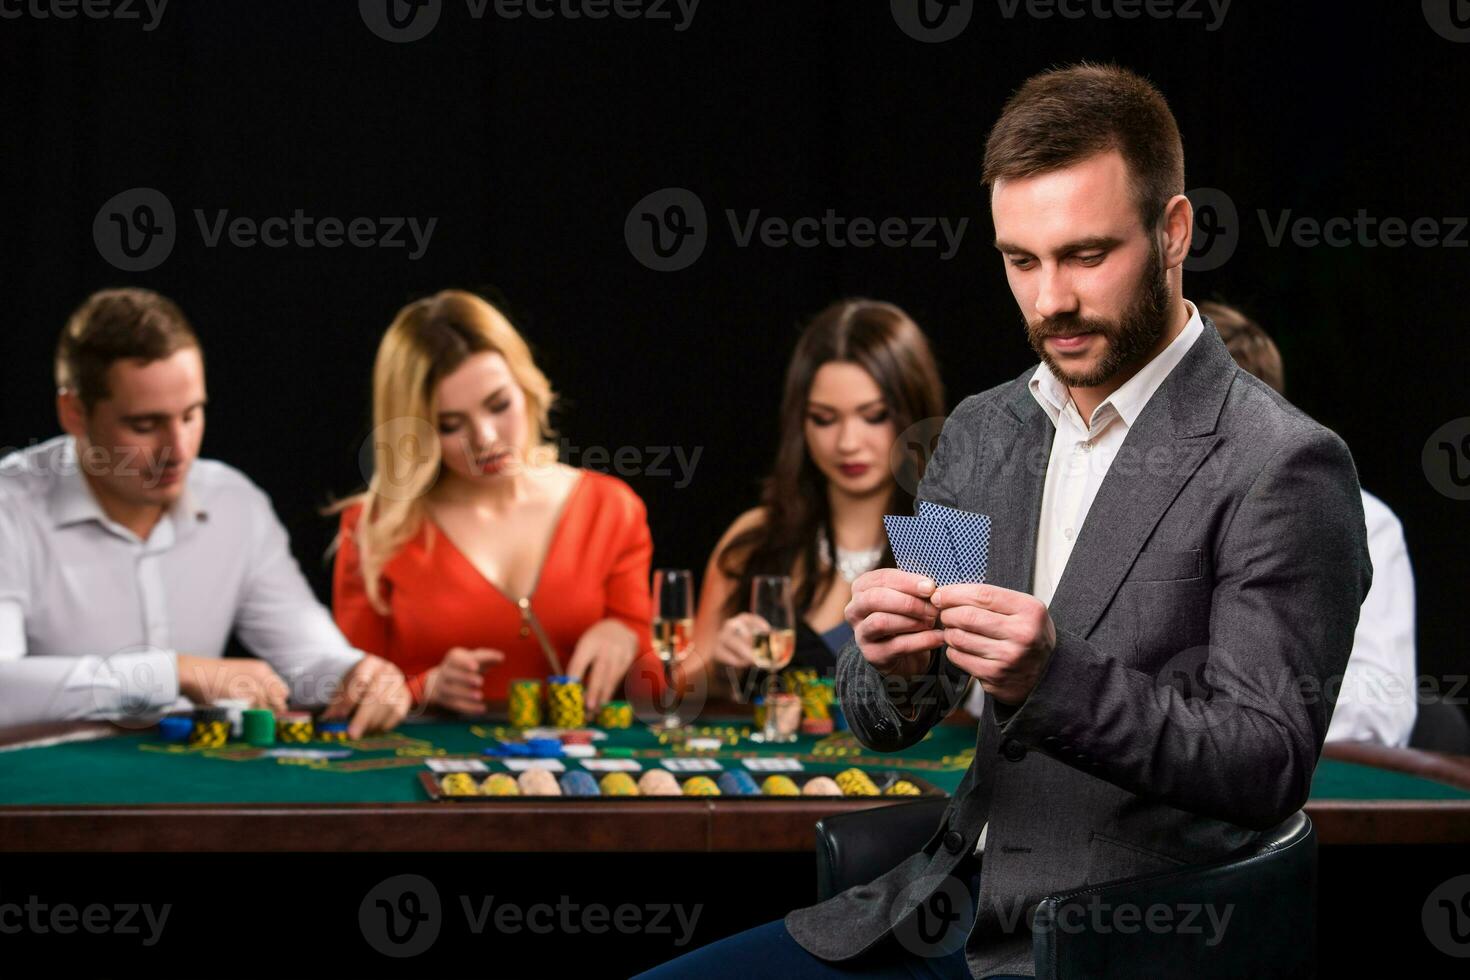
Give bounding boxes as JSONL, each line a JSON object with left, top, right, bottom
{"left": 633, "top": 859, "right": 1030, "bottom": 980}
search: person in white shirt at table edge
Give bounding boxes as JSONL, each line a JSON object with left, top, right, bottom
{"left": 0, "top": 288, "right": 411, "bottom": 736}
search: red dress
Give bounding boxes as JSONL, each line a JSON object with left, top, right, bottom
{"left": 333, "top": 470, "right": 658, "bottom": 704}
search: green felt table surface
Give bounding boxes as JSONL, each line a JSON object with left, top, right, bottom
{"left": 1, "top": 718, "right": 1466, "bottom": 806}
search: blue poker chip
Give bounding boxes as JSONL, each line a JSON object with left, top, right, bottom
{"left": 482, "top": 743, "right": 531, "bottom": 757}
{"left": 717, "top": 771, "right": 759, "bottom": 796}
{"left": 317, "top": 721, "right": 349, "bottom": 733}
{"left": 525, "top": 738, "right": 563, "bottom": 758}
{"left": 158, "top": 716, "right": 192, "bottom": 742}
{"left": 558, "top": 771, "right": 600, "bottom": 796}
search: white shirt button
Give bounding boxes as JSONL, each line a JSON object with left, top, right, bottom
{"left": 1063, "top": 527, "right": 1075, "bottom": 540}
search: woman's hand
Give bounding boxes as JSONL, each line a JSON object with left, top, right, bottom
{"left": 421, "top": 647, "right": 503, "bottom": 716}
{"left": 567, "top": 619, "right": 639, "bottom": 710}
{"left": 711, "top": 612, "right": 770, "bottom": 669}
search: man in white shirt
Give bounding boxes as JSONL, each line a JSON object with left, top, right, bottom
{"left": 0, "top": 287, "right": 411, "bottom": 736}
{"left": 1196, "top": 299, "right": 1418, "bottom": 746}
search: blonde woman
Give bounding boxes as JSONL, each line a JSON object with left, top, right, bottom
{"left": 332, "top": 290, "right": 656, "bottom": 713}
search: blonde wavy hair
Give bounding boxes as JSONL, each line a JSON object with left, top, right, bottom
{"left": 335, "top": 290, "right": 556, "bottom": 612}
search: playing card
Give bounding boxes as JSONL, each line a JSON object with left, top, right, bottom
{"left": 916, "top": 500, "right": 992, "bottom": 583}
{"left": 883, "top": 514, "right": 962, "bottom": 586}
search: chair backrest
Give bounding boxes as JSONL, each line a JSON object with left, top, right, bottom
{"left": 1410, "top": 699, "right": 1470, "bottom": 754}
{"left": 1032, "top": 811, "right": 1316, "bottom": 980}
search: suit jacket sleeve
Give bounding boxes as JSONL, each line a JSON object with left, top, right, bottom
{"left": 997, "top": 427, "right": 1372, "bottom": 830}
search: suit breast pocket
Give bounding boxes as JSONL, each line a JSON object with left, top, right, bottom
{"left": 1126, "top": 548, "right": 1203, "bottom": 582}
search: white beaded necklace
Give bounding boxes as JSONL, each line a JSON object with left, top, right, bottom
{"left": 817, "top": 527, "right": 885, "bottom": 583}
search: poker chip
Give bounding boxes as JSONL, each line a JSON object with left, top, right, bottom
{"left": 716, "top": 771, "right": 759, "bottom": 796}
{"left": 480, "top": 773, "right": 520, "bottom": 796}
{"left": 508, "top": 679, "right": 544, "bottom": 728}
{"left": 596, "top": 701, "right": 633, "bottom": 729}
{"left": 599, "top": 772, "right": 639, "bottom": 796}
{"left": 801, "top": 776, "right": 843, "bottom": 796}
{"left": 242, "top": 709, "right": 275, "bottom": 747}
{"left": 277, "top": 711, "right": 314, "bottom": 744}
{"left": 213, "top": 698, "right": 251, "bottom": 738}
{"left": 525, "top": 738, "right": 564, "bottom": 758}
{"left": 558, "top": 771, "right": 601, "bottom": 796}
{"left": 681, "top": 775, "right": 721, "bottom": 796}
{"left": 559, "top": 731, "right": 594, "bottom": 745}
{"left": 835, "top": 767, "right": 880, "bottom": 796}
{"left": 158, "top": 715, "right": 192, "bottom": 743}
{"left": 760, "top": 775, "right": 801, "bottom": 796}
{"left": 800, "top": 718, "right": 834, "bottom": 736}
{"left": 547, "top": 676, "right": 586, "bottom": 729}
{"left": 562, "top": 744, "right": 596, "bottom": 758}
{"left": 603, "top": 747, "right": 635, "bottom": 759}
{"left": 885, "top": 779, "right": 922, "bottom": 796}
{"left": 189, "top": 707, "right": 230, "bottom": 748}
{"left": 317, "top": 721, "right": 350, "bottom": 743}
{"left": 684, "top": 737, "right": 722, "bottom": 752}
{"left": 517, "top": 769, "right": 561, "bottom": 796}
{"left": 636, "top": 770, "right": 682, "bottom": 796}
{"left": 440, "top": 772, "right": 479, "bottom": 797}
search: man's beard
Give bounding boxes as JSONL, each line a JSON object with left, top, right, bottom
{"left": 1026, "top": 240, "right": 1172, "bottom": 388}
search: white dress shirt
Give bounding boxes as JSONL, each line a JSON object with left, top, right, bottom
{"left": 0, "top": 435, "right": 363, "bottom": 727}
{"left": 966, "top": 300, "right": 1206, "bottom": 852}
{"left": 1324, "top": 490, "right": 1417, "bottom": 746}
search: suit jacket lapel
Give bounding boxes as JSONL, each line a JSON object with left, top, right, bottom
{"left": 1041, "top": 324, "right": 1236, "bottom": 639}
{"left": 983, "top": 383, "right": 1053, "bottom": 595}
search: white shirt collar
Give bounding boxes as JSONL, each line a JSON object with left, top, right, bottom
{"left": 47, "top": 436, "right": 207, "bottom": 540}
{"left": 1029, "top": 298, "right": 1205, "bottom": 432}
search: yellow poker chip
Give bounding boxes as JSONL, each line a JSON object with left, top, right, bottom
{"left": 834, "top": 768, "right": 880, "bottom": 796}
{"left": 599, "top": 772, "right": 640, "bottom": 796}
{"left": 885, "top": 779, "right": 922, "bottom": 796}
{"left": 480, "top": 773, "right": 520, "bottom": 796}
{"left": 440, "top": 773, "right": 479, "bottom": 797}
{"left": 760, "top": 775, "right": 801, "bottom": 796}
{"left": 681, "top": 775, "right": 721, "bottom": 796}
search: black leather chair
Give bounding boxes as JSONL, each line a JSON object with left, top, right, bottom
{"left": 815, "top": 802, "right": 1316, "bottom": 979}
{"left": 1409, "top": 698, "right": 1470, "bottom": 754}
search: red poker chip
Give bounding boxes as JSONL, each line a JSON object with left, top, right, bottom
{"left": 800, "top": 718, "right": 835, "bottom": 736}
{"left": 560, "top": 731, "right": 594, "bottom": 744}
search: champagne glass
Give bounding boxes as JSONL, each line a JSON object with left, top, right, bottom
{"left": 651, "top": 568, "right": 695, "bottom": 731}
{"left": 748, "top": 574, "right": 797, "bottom": 743}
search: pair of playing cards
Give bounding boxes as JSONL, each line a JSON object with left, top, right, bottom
{"left": 883, "top": 500, "right": 993, "bottom": 586}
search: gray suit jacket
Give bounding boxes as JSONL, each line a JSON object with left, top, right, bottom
{"left": 785, "top": 322, "right": 1372, "bottom": 978}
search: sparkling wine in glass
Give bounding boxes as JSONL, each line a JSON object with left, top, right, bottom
{"left": 652, "top": 568, "right": 695, "bottom": 730}
{"left": 749, "top": 574, "right": 797, "bottom": 743}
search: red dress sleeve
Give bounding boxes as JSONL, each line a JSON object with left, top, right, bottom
{"left": 332, "top": 504, "right": 431, "bottom": 705}
{"left": 596, "top": 480, "right": 666, "bottom": 698}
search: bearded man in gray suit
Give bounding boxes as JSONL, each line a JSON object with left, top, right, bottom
{"left": 638, "top": 62, "right": 1371, "bottom": 980}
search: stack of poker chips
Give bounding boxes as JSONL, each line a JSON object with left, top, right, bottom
{"left": 214, "top": 698, "right": 251, "bottom": 738}
{"left": 885, "top": 779, "right": 922, "bottom": 796}
{"left": 508, "top": 678, "right": 543, "bottom": 727}
{"left": 558, "top": 771, "right": 600, "bottom": 796}
{"left": 801, "top": 776, "right": 843, "bottom": 796}
{"left": 517, "top": 769, "right": 561, "bottom": 795}
{"left": 440, "top": 773, "right": 479, "bottom": 797}
{"left": 242, "top": 709, "right": 276, "bottom": 747}
{"left": 189, "top": 706, "right": 230, "bottom": 748}
{"left": 716, "top": 771, "right": 759, "bottom": 796}
{"left": 682, "top": 775, "right": 720, "bottom": 796}
{"left": 835, "top": 767, "right": 880, "bottom": 796}
{"left": 481, "top": 773, "right": 520, "bottom": 796}
{"left": 760, "top": 775, "right": 801, "bottom": 796}
{"left": 636, "top": 770, "right": 681, "bottom": 796}
{"left": 599, "top": 772, "right": 639, "bottom": 796}
{"left": 317, "top": 721, "right": 350, "bottom": 742}
{"left": 784, "top": 667, "right": 819, "bottom": 695}
{"left": 546, "top": 675, "right": 585, "bottom": 728}
{"left": 596, "top": 700, "right": 633, "bottom": 729}
{"left": 278, "top": 711, "right": 314, "bottom": 743}
{"left": 158, "top": 714, "right": 193, "bottom": 743}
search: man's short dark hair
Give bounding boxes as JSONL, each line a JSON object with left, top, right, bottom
{"left": 983, "top": 62, "right": 1185, "bottom": 230}
{"left": 56, "top": 288, "right": 200, "bottom": 410}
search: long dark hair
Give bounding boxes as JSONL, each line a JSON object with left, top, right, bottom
{"left": 719, "top": 299, "right": 946, "bottom": 620}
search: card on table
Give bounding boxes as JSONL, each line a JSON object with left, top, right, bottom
{"left": 742, "top": 757, "right": 804, "bottom": 772}
{"left": 580, "top": 758, "right": 643, "bottom": 772}
{"left": 501, "top": 758, "right": 566, "bottom": 772}
{"left": 424, "top": 758, "right": 490, "bottom": 774}
{"left": 661, "top": 758, "right": 723, "bottom": 772}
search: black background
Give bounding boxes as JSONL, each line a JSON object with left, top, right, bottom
{"left": 2, "top": 0, "right": 1470, "bottom": 974}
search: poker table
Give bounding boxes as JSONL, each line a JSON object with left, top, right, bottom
{"left": 2, "top": 712, "right": 1468, "bottom": 852}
